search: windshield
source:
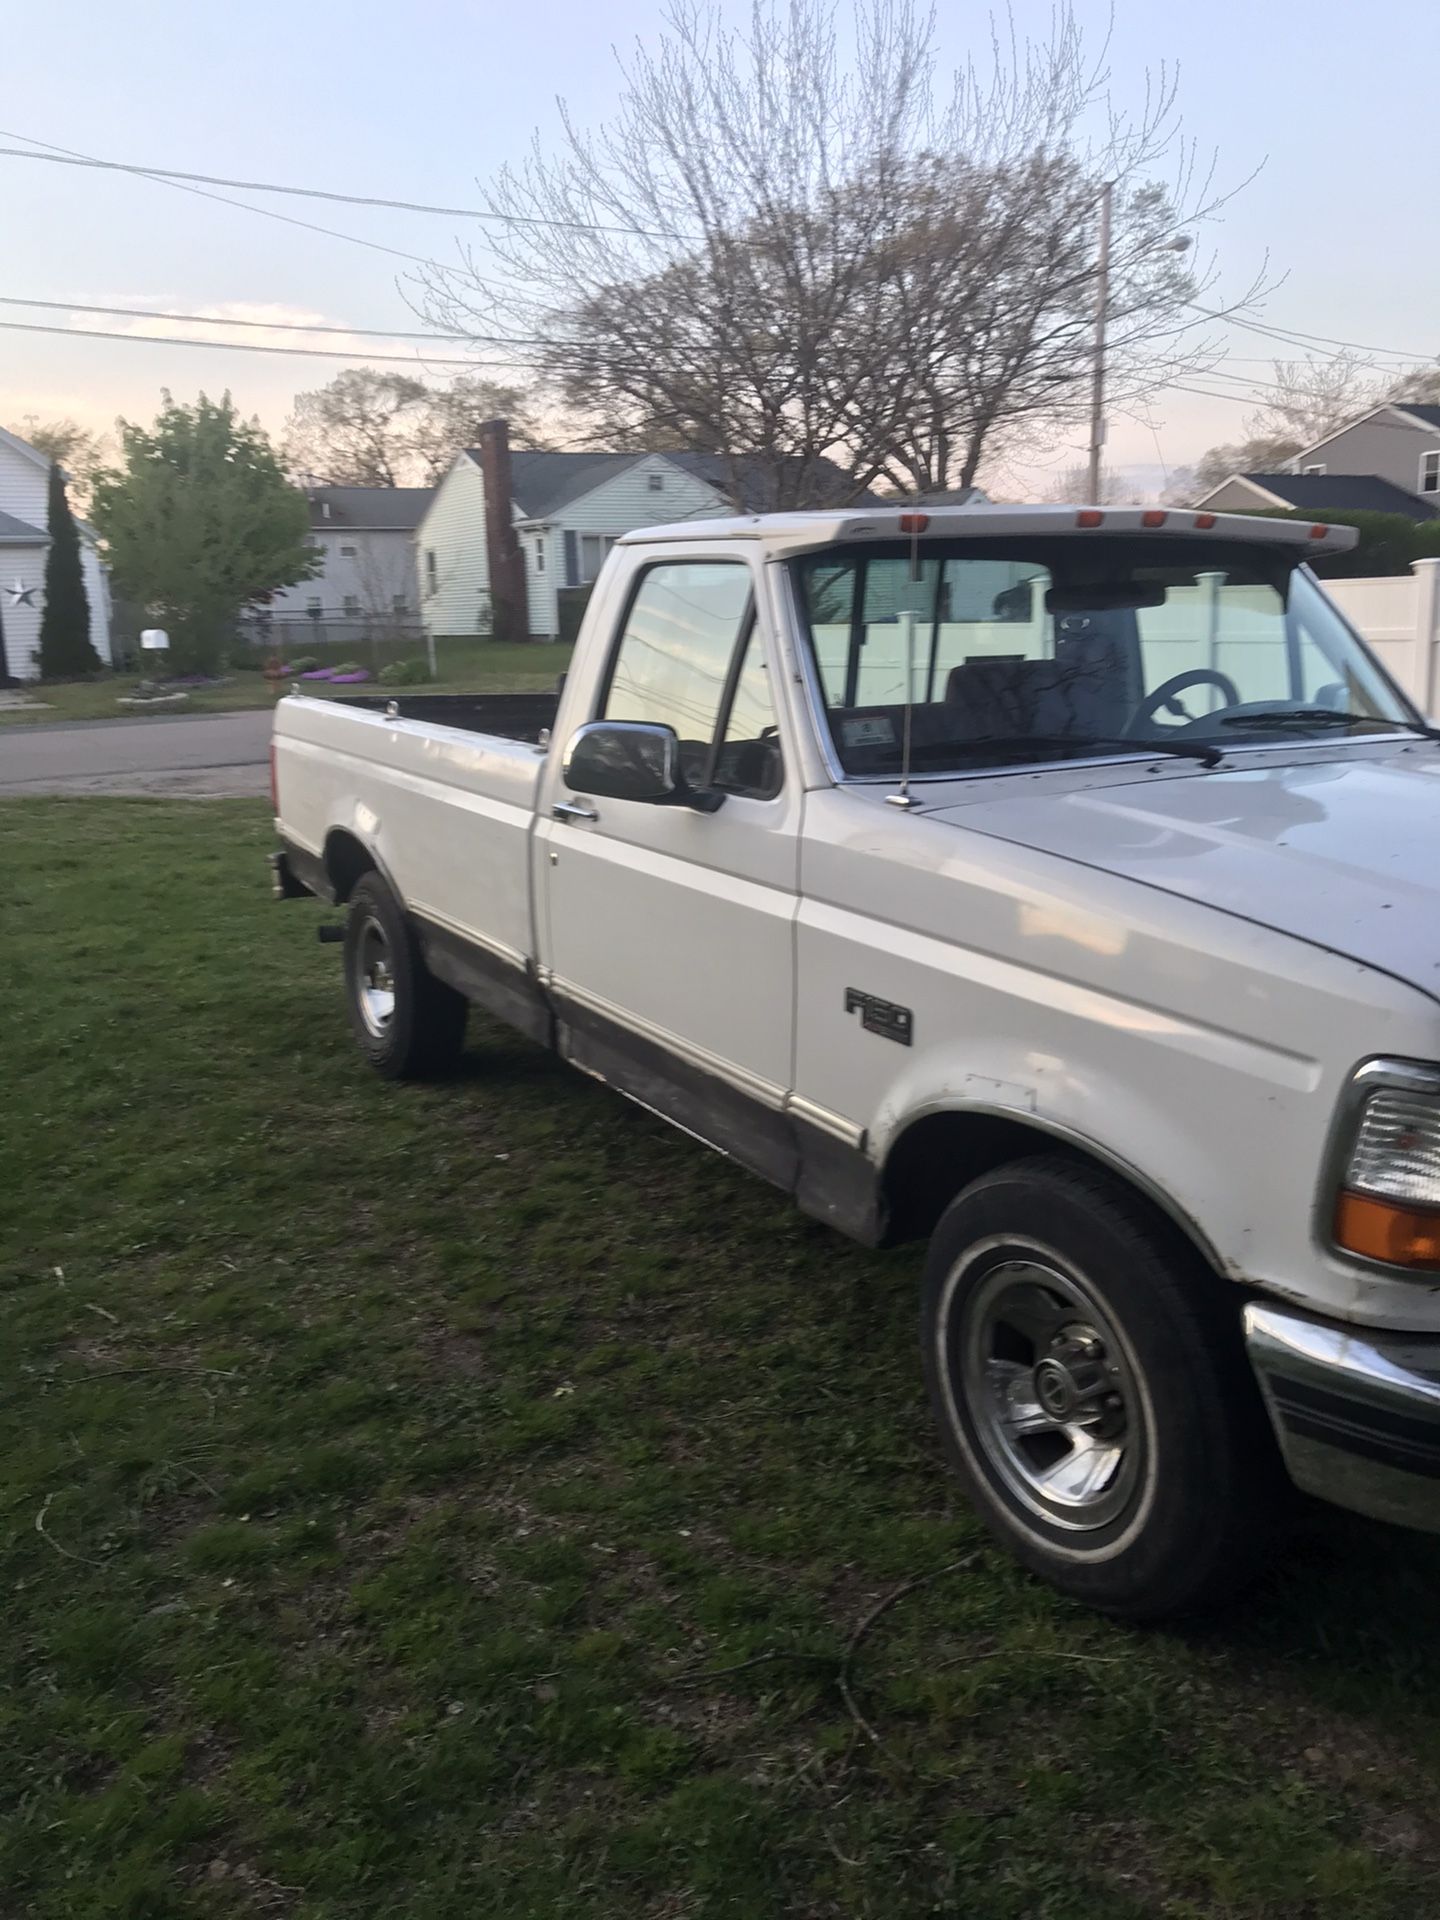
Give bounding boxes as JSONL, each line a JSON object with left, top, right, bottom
{"left": 790, "top": 537, "right": 1416, "bottom": 778}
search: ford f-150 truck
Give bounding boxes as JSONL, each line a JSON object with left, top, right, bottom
{"left": 270, "top": 504, "right": 1440, "bottom": 1618}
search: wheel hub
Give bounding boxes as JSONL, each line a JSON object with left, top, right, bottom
{"left": 954, "top": 1254, "right": 1146, "bottom": 1532}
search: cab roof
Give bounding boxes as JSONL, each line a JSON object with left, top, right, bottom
{"left": 616, "top": 503, "right": 1361, "bottom": 558}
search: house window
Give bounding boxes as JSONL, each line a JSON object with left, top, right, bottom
{"left": 343, "top": 595, "right": 361, "bottom": 617}
{"left": 339, "top": 543, "right": 358, "bottom": 557}
{"left": 535, "top": 536, "right": 546, "bottom": 573}
{"left": 647, "top": 472, "right": 664, "bottom": 492}
{"left": 424, "top": 549, "right": 438, "bottom": 595}
{"left": 1303, "top": 463, "right": 1326, "bottom": 476}
{"left": 306, "top": 596, "right": 322, "bottom": 614}
{"left": 579, "top": 534, "right": 617, "bottom": 583}
{"left": 392, "top": 593, "right": 408, "bottom": 615}
{"left": 1421, "top": 452, "right": 1440, "bottom": 495}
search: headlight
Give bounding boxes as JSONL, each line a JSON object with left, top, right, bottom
{"left": 1332, "top": 1062, "right": 1440, "bottom": 1270}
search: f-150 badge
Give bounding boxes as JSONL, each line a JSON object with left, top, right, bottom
{"left": 844, "top": 989, "right": 913, "bottom": 1046}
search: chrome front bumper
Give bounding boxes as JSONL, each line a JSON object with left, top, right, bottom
{"left": 1244, "top": 1303, "right": 1440, "bottom": 1533}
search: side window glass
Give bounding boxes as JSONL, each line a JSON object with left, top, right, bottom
{"left": 712, "top": 625, "right": 782, "bottom": 799}
{"left": 603, "top": 563, "right": 751, "bottom": 782}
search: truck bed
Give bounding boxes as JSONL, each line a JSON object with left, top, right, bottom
{"left": 335, "top": 690, "right": 560, "bottom": 743}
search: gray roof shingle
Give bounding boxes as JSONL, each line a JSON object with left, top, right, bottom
{"left": 0, "top": 509, "right": 47, "bottom": 544}
{"left": 1241, "top": 472, "right": 1440, "bottom": 520}
{"left": 307, "top": 486, "right": 434, "bottom": 530}
{"left": 469, "top": 447, "right": 867, "bottom": 518}
{"left": 1394, "top": 403, "right": 1440, "bottom": 430}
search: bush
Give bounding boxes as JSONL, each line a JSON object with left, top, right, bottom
{"left": 330, "top": 661, "right": 363, "bottom": 676}
{"left": 229, "top": 649, "right": 266, "bottom": 672}
{"left": 1248, "top": 509, "right": 1440, "bottom": 578}
{"left": 379, "top": 657, "right": 433, "bottom": 687}
{"left": 283, "top": 655, "right": 320, "bottom": 673}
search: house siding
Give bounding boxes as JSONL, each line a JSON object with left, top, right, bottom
{"left": 418, "top": 455, "right": 493, "bottom": 638}
{"left": 1293, "top": 413, "right": 1440, "bottom": 498}
{"left": 269, "top": 528, "right": 418, "bottom": 619}
{"left": 1197, "top": 478, "right": 1282, "bottom": 513}
{"left": 0, "top": 433, "right": 112, "bottom": 676}
{"left": 420, "top": 449, "right": 732, "bottom": 642}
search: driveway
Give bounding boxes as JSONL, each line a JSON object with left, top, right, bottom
{"left": 0, "top": 709, "right": 272, "bottom": 798}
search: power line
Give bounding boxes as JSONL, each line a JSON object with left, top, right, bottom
{"left": 1192, "top": 305, "right": 1436, "bottom": 368}
{"left": 0, "top": 315, "right": 519, "bottom": 369}
{"left": 0, "top": 135, "right": 688, "bottom": 240}
{"left": 0, "top": 293, "right": 547, "bottom": 351}
{"left": 0, "top": 129, "right": 448, "bottom": 269}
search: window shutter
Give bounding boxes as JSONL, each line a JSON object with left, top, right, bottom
{"left": 563, "top": 530, "right": 579, "bottom": 587}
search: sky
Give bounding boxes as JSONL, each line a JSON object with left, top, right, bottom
{"left": 5, "top": 0, "right": 1438, "bottom": 498}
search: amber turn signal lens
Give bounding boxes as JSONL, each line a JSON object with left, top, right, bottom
{"left": 1334, "top": 1190, "right": 1440, "bottom": 1268}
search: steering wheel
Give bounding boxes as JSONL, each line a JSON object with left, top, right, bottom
{"left": 1127, "top": 668, "right": 1241, "bottom": 735}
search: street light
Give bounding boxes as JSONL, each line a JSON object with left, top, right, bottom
{"left": 1085, "top": 183, "right": 1193, "bottom": 501}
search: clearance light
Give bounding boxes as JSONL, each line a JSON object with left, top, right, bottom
{"left": 1309, "top": 524, "right": 1330, "bottom": 540}
{"left": 1194, "top": 513, "right": 1217, "bottom": 529}
{"left": 1334, "top": 1193, "right": 1440, "bottom": 1269}
{"left": 1076, "top": 510, "right": 1104, "bottom": 528}
{"left": 898, "top": 513, "right": 930, "bottom": 533}
{"left": 1333, "top": 1073, "right": 1440, "bottom": 1270}
{"left": 1141, "top": 510, "right": 1167, "bottom": 528}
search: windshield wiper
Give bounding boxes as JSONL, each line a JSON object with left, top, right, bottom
{"left": 1217, "top": 708, "right": 1400, "bottom": 732}
{"left": 912, "top": 733, "right": 1223, "bottom": 770}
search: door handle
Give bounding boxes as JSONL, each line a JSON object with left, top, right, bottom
{"left": 552, "top": 800, "right": 599, "bottom": 823}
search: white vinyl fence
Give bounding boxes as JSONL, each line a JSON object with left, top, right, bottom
{"left": 1325, "top": 559, "right": 1440, "bottom": 714}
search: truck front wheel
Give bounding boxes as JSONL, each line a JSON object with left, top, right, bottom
{"left": 921, "top": 1154, "right": 1277, "bottom": 1620}
{"left": 342, "top": 872, "right": 467, "bottom": 1079}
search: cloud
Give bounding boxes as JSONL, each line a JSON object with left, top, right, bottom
{"left": 69, "top": 298, "right": 435, "bottom": 365}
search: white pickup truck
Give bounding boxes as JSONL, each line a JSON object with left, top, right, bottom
{"left": 270, "top": 504, "right": 1440, "bottom": 1618}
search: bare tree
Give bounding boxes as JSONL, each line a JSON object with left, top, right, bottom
{"left": 283, "top": 370, "right": 550, "bottom": 487}
{"left": 415, "top": 1, "right": 1262, "bottom": 503}
{"left": 1044, "top": 463, "right": 1143, "bottom": 506}
{"left": 9, "top": 416, "right": 108, "bottom": 512}
{"left": 1190, "top": 352, "right": 1383, "bottom": 493}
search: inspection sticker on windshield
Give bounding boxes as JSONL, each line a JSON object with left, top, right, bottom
{"left": 842, "top": 715, "right": 896, "bottom": 749}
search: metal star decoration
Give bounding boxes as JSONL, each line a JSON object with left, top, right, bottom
{"left": 5, "top": 579, "right": 37, "bottom": 607}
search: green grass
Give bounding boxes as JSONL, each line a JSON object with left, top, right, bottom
{"left": 0, "top": 639, "right": 574, "bottom": 726}
{"left": 4, "top": 796, "right": 1440, "bottom": 1918}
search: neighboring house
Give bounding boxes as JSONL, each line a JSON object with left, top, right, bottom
{"left": 1194, "top": 471, "right": 1440, "bottom": 522}
{"left": 266, "top": 486, "right": 434, "bottom": 625}
{"left": 417, "top": 427, "right": 868, "bottom": 640}
{"left": 0, "top": 423, "right": 112, "bottom": 679}
{"left": 1285, "top": 402, "right": 1440, "bottom": 500}
{"left": 1196, "top": 402, "right": 1440, "bottom": 521}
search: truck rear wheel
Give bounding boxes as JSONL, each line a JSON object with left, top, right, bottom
{"left": 342, "top": 872, "right": 466, "bottom": 1079}
{"left": 920, "top": 1154, "right": 1277, "bottom": 1620}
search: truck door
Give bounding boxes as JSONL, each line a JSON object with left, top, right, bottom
{"left": 537, "top": 554, "right": 801, "bottom": 1182}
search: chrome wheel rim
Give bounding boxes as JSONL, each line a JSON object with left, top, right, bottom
{"left": 355, "top": 917, "right": 396, "bottom": 1037}
{"left": 956, "top": 1253, "right": 1144, "bottom": 1532}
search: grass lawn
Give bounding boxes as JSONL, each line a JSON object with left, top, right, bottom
{"left": 0, "top": 640, "right": 574, "bottom": 727}
{"left": 5, "top": 797, "right": 1440, "bottom": 1919}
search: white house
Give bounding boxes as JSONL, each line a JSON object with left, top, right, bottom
{"left": 417, "top": 429, "right": 870, "bottom": 641}
{"left": 266, "top": 486, "right": 433, "bottom": 623}
{"left": 0, "top": 424, "right": 112, "bottom": 680}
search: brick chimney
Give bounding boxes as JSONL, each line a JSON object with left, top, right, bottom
{"left": 476, "top": 418, "right": 529, "bottom": 643}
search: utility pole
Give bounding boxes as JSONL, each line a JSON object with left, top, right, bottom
{"left": 1085, "top": 179, "right": 1113, "bottom": 504}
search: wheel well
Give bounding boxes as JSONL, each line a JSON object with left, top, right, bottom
{"left": 880, "top": 1109, "right": 1216, "bottom": 1270}
{"left": 323, "top": 829, "right": 376, "bottom": 904}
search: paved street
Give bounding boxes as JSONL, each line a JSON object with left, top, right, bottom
{"left": 0, "top": 708, "right": 272, "bottom": 798}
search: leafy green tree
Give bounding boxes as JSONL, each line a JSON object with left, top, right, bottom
{"left": 37, "top": 463, "right": 99, "bottom": 678}
{"left": 92, "top": 392, "right": 317, "bottom": 674}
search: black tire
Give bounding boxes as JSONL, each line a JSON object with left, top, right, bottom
{"left": 920, "top": 1153, "right": 1280, "bottom": 1620}
{"left": 342, "top": 871, "right": 467, "bottom": 1079}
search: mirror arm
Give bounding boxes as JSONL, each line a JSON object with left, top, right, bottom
{"left": 682, "top": 786, "right": 726, "bottom": 814}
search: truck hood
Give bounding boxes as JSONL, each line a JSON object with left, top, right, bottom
{"left": 930, "top": 746, "right": 1440, "bottom": 997}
